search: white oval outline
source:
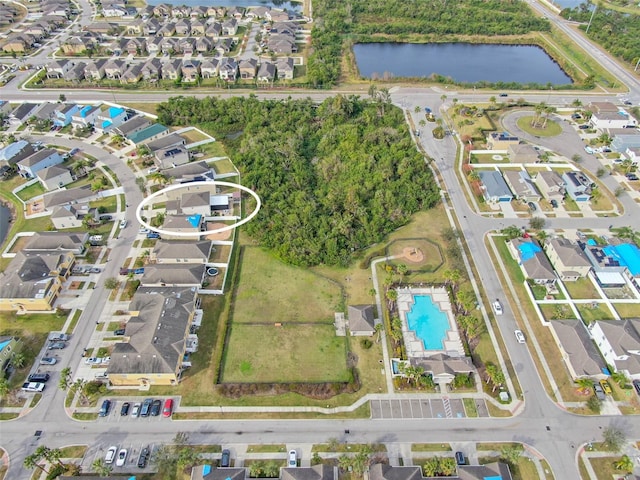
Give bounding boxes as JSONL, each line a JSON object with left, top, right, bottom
{"left": 136, "top": 180, "right": 261, "bottom": 238}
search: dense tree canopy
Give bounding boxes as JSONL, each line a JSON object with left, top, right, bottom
{"left": 560, "top": 3, "right": 640, "bottom": 67}
{"left": 157, "top": 96, "right": 439, "bottom": 267}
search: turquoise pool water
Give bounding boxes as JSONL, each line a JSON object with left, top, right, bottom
{"left": 406, "top": 295, "right": 450, "bottom": 350}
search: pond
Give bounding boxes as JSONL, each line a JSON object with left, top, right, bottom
{"left": 146, "top": 0, "right": 301, "bottom": 10}
{"left": 353, "top": 43, "right": 573, "bottom": 85}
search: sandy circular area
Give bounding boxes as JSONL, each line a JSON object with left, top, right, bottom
{"left": 205, "top": 222, "right": 232, "bottom": 241}
{"left": 401, "top": 247, "right": 424, "bottom": 264}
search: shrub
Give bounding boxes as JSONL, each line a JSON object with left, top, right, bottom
{"left": 360, "top": 338, "right": 373, "bottom": 349}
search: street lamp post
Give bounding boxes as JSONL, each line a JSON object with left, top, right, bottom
{"left": 585, "top": 4, "right": 597, "bottom": 34}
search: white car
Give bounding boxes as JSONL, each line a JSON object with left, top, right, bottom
{"left": 288, "top": 450, "right": 297, "bottom": 468}
{"left": 119, "top": 219, "right": 128, "bottom": 228}
{"left": 105, "top": 446, "right": 118, "bottom": 464}
{"left": 131, "top": 402, "right": 141, "bottom": 418}
{"left": 85, "top": 357, "right": 102, "bottom": 365}
{"left": 514, "top": 330, "right": 526, "bottom": 344}
{"left": 116, "top": 448, "right": 128, "bottom": 467}
{"left": 492, "top": 299, "right": 503, "bottom": 316}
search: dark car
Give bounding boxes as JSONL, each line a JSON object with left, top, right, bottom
{"left": 578, "top": 124, "right": 590, "bottom": 130}
{"left": 140, "top": 398, "right": 153, "bottom": 417}
{"left": 146, "top": 232, "right": 160, "bottom": 239}
{"left": 527, "top": 202, "right": 537, "bottom": 211}
{"left": 150, "top": 399, "right": 162, "bottom": 416}
{"left": 498, "top": 93, "right": 508, "bottom": 97}
{"left": 99, "top": 399, "right": 111, "bottom": 417}
{"left": 121, "top": 402, "right": 130, "bottom": 416}
{"left": 138, "top": 447, "right": 150, "bottom": 468}
{"left": 455, "top": 451, "right": 465, "bottom": 465}
{"left": 626, "top": 173, "right": 639, "bottom": 181}
{"left": 550, "top": 199, "right": 559, "bottom": 208}
{"left": 114, "top": 328, "right": 125, "bottom": 336}
{"left": 47, "top": 342, "right": 66, "bottom": 350}
{"left": 633, "top": 380, "right": 640, "bottom": 396}
{"left": 28, "top": 373, "right": 50, "bottom": 383}
{"left": 220, "top": 449, "right": 231, "bottom": 467}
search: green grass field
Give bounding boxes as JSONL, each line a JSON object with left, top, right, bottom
{"left": 233, "top": 247, "right": 342, "bottom": 324}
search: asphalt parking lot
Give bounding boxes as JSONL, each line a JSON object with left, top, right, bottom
{"left": 370, "top": 397, "right": 489, "bottom": 419}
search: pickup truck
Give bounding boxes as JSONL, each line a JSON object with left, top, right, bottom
{"left": 48, "top": 332, "right": 70, "bottom": 342}
{"left": 22, "top": 382, "right": 46, "bottom": 393}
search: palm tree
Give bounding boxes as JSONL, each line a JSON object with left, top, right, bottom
{"left": 0, "top": 378, "right": 9, "bottom": 398}
{"left": 571, "top": 98, "right": 582, "bottom": 111}
{"left": 385, "top": 289, "right": 398, "bottom": 310}
{"left": 500, "top": 444, "right": 524, "bottom": 465}
{"left": 150, "top": 172, "right": 169, "bottom": 185}
{"left": 613, "top": 455, "right": 633, "bottom": 472}
{"left": 575, "top": 378, "right": 593, "bottom": 389}
{"left": 92, "top": 459, "right": 112, "bottom": 476}
{"left": 374, "top": 323, "right": 383, "bottom": 343}
{"left": 10, "top": 351, "right": 25, "bottom": 369}
{"left": 24, "top": 453, "right": 49, "bottom": 475}
{"left": 610, "top": 371, "right": 628, "bottom": 387}
{"left": 58, "top": 367, "right": 72, "bottom": 392}
{"left": 338, "top": 454, "right": 352, "bottom": 472}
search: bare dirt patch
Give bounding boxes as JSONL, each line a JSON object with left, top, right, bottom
{"left": 401, "top": 247, "right": 424, "bottom": 264}
{"left": 205, "top": 222, "right": 232, "bottom": 241}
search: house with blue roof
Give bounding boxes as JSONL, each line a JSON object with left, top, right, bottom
{"left": 0, "top": 140, "right": 35, "bottom": 167}
{"left": 71, "top": 104, "right": 101, "bottom": 128}
{"left": 562, "top": 171, "right": 591, "bottom": 202}
{"left": 478, "top": 170, "right": 512, "bottom": 203}
{"left": 95, "top": 105, "right": 127, "bottom": 133}
{"left": 52, "top": 103, "right": 80, "bottom": 127}
{"left": 508, "top": 238, "right": 556, "bottom": 285}
{"left": 0, "top": 336, "right": 21, "bottom": 374}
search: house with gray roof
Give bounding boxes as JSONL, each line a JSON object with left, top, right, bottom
{"left": 281, "top": 465, "right": 334, "bottom": 480}
{"left": 141, "top": 264, "right": 205, "bottom": 287}
{"left": 257, "top": 61, "right": 276, "bottom": 82}
{"left": 84, "top": 59, "right": 107, "bottom": 80}
{"left": 151, "top": 240, "right": 211, "bottom": 264}
{"left": 43, "top": 185, "right": 94, "bottom": 209}
{"left": 71, "top": 104, "right": 101, "bottom": 128}
{"left": 191, "top": 466, "right": 245, "bottom": 480}
{"left": 106, "top": 286, "right": 199, "bottom": 386}
{"left": 507, "top": 143, "right": 539, "bottom": 164}
{"left": 551, "top": 320, "right": 605, "bottom": 379}
{"left": 347, "top": 304, "right": 375, "bottom": 336}
{"left": 589, "top": 319, "right": 640, "bottom": 379}
{"left": 0, "top": 140, "right": 34, "bottom": 167}
{"left": 534, "top": 170, "right": 565, "bottom": 201}
{"left": 17, "top": 148, "right": 63, "bottom": 179}
{"left": 369, "top": 461, "right": 512, "bottom": 480}
{"left": 165, "top": 160, "right": 214, "bottom": 183}
{"left": 31, "top": 102, "right": 58, "bottom": 122}
{"left": 502, "top": 170, "right": 541, "bottom": 203}
{"left": 154, "top": 145, "right": 190, "bottom": 169}
{"left": 37, "top": 165, "right": 73, "bottom": 191}
{"left": 114, "top": 115, "right": 152, "bottom": 138}
{"left": 8, "top": 103, "right": 39, "bottom": 125}
{"left": 562, "top": 171, "right": 591, "bottom": 202}
{"left": 544, "top": 237, "right": 591, "bottom": 281}
{"left": 147, "top": 133, "right": 186, "bottom": 153}
{"left": 24, "top": 232, "right": 88, "bottom": 254}
{"left": 508, "top": 238, "right": 556, "bottom": 285}
{"left": 477, "top": 170, "right": 512, "bottom": 203}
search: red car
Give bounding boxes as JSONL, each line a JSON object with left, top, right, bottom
{"left": 162, "top": 398, "right": 173, "bottom": 417}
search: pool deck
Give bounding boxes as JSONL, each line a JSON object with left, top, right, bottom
{"left": 396, "top": 286, "right": 465, "bottom": 359}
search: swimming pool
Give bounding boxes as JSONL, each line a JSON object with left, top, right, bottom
{"left": 406, "top": 295, "right": 451, "bottom": 350}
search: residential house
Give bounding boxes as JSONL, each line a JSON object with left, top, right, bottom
{"left": 152, "top": 3, "right": 172, "bottom": 17}
{"left": 0, "top": 250, "right": 75, "bottom": 312}
{"left": 195, "top": 36, "right": 212, "bottom": 54}
{"left": 562, "top": 171, "right": 591, "bottom": 202}
{"left": 591, "top": 110, "right": 637, "bottom": 131}
{"left": 173, "top": 5, "right": 191, "bottom": 17}
{"left": 161, "top": 37, "right": 177, "bottom": 55}
{"left": 180, "top": 192, "right": 210, "bottom": 216}
{"left": 47, "top": 59, "right": 73, "bottom": 79}
{"left": 121, "top": 63, "right": 143, "bottom": 84}
{"left": 127, "top": 123, "right": 169, "bottom": 145}
{"left": 151, "top": 240, "right": 211, "bottom": 264}
{"left": 52, "top": 103, "right": 80, "bottom": 127}
{"left": 37, "top": 165, "right": 73, "bottom": 190}
{"left": 0, "top": 337, "right": 22, "bottom": 374}
{"left": 610, "top": 128, "right": 640, "bottom": 152}
{"left": 267, "top": 35, "right": 296, "bottom": 54}
{"left": 257, "top": 62, "right": 276, "bottom": 82}
{"left": 238, "top": 58, "right": 257, "bottom": 80}
{"left": 228, "top": 7, "right": 245, "bottom": 20}
{"left": 534, "top": 170, "right": 565, "bottom": 201}
{"left": 145, "top": 36, "right": 164, "bottom": 55}
{"left": 147, "top": 133, "right": 186, "bottom": 152}
{"left": 2, "top": 34, "right": 34, "bottom": 53}
{"left": 142, "top": 18, "right": 161, "bottom": 36}
{"left": 64, "top": 62, "right": 87, "bottom": 83}
{"left": 43, "top": 185, "right": 94, "bottom": 210}
{"left": 0, "top": 100, "right": 11, "bottom": 116}
{"left": 104, "top": 59, "right": 126, "bottom": 79}
{"left": 165, "top": 161, "right": 215, "bottom": 183}
{"left": 582, "top": 242, "right": 640, "bottom": 290}
{"left": 205, "top": 22, "right": 222, "bottom": 40}
{"left": 8, "top": 103, "right": 39, "bottom": 125}
{"left": 369, "top": 462, "right": 512, "bottom": 480}
{"left": 508, "top": 238, "right": 556, "bottom": 286}
{"left": 21, "top": 23, "right": 48, "bottom": 41}
{"left": 589, "top": 319, "right": 640, "bottom": 379}
{"left": 23, "top": 232, "right": 88, "bottom": 255}
{"left": 588, "top": 102, "right": 619, "bottom": 114}
{"left": 347, "top": 305, "right": 375, "bottom": 336}
{"left": 222, "top": 18, "right": 238, "bottom": 35}
{"left": 544, "top": 237, "right": 591, "bottom": 281}
{"left": 50, "top": 203, "right": 96, "bottom": 229}
{"left": 127, "top": 18, "right": 144, "bottom": 35}
{"left": 477, "top": 170, "right": 512, "bottom": 203}
{"left": 61, "top": 35, "right": 96, "bottom": 55}
{"left": 191, "top": 466, "right": 248, "bottom": 480}
{"left": 162, "top": 60, "right": 182, "bottom": 81}
{"left": 157, "top": 22, "right": 177, "bottom": 37}
{"left": 508, "top": 144, "right": 539, "bottom": 164}
{"left": 276, "top": 57, "right": 294, "bottom": 80}
{"left": 83, "top": 22, "right": 118, "bottom": 35}
{"left": 175, "top": 18, "right": 191, "bottom": 35}
{"left": 502, "top": 170, "right": 541, "bottom": 203}
{"left": 191, "top": 19, "right": 205, "bottom": 35}
{"left": 31, "top": 102, "right": 58, "bottom": 122}
{"left": 71, "top": 104, "right": 101, "bottom": 129}
{"left": 84, "top": 59, "right": 107, "bottom": 80}
{"left": 0, "top": 140, "right": 35, "bottom": 167}
{"left": 155, "top": 145, "right": 190, "bottom": 169}
{"left": 162, "top": 214, "right": 203, "bottom": 238}
{"left": 95, "top": 105, "right": 127, "bottom": 133}
{"left": 625, "top": 147, "right": 640, "bottom": 166}
{"left": 178, "top": 38, "right": 195, "bottom": 55}
{"left": 124, "top": 37, "right": 145, "bottom": 56}
{"left": 551, "top": 320, "right": 605, "bottom": 379}
{"left": 266, "top": 10, "right": 290, "bottom": 22}
{"left": 114, "top": 116, "right": 152, "bottom": 138}
{"left": 106, "top": 287, "right": 199, "bottom": 386}
{"left": 140, "top": 264, "right": 205, "bottom": 287}
{"left": 214, "top": 38, "right": 233, "bottom": 56}
{"left": 18, "top": 149, "right": 63, "bottom": 179}
{"left": 102, "top": 4, "right": 127, "bottom": 17}
{"left": 206, "top": 6, "right": 226, "bottom": 18}
{"left": 486, "top": 131, "right": 519, "bottom": 150}
{"left": 219, "top": 57, "right": 237, "bottom": 81}
{"left": 246, "top": 6, "right": 269, "bottom": 19}
{"left": 190, "top": 6, "right": 208, "bottom": 18}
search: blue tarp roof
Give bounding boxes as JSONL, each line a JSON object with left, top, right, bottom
{"left": 101, "top": 119, "right": 112, "bottom": 129}
{"left": 187, "top": 214, "right": 202, "bottom": 228}
{"left": 587, "top": 239, "right": 597, "bottom": 246}
{"left": 203, "top": 465, "right": 212, "bottom": 475}
{"left": 108, "top": 106, "right": 125, "bottom": 118}
{"left": 517, "top": 241, "right": 541, "bottom": 262}
{"left": 603, "top": 243, "right": 640, "bottom": 275}
{"left": 483, "top": 477, "right": 502, "bottom": 480}
{"left": 0, "top": 339, "right": 11, "bottom": 352}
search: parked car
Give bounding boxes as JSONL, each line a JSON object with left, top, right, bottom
{"left": 121, "top": 402, "right": 130, "bottom": 416}
{"left": 626, "top": 173, "right": 639, "bottom": 181}
{"left": 28, "top": 373, "right": 50, "bottom": 383}
{"left": 47, "top": 342, "right": 66, "bottom": 350}
{"left": 21, "top": 382, "right": 45, "bottom": 393}
{"left": 48, "top": 332, "right": 70, "bottom": 341}
{"left": 633, "top": 380, "right": 640, "bottom": 396}
{"left": 623, "top": 100, "right": 633, "bottom": 106}
{"left": 99, "top": 215, "right": 113, "bottom": 221}
{"left": 114, "top": 328, "right": 126, "bottom": 336}
{"left": 85, "top": 357, "right": 102, "bottom": 365}
{"left": 134, "top": 268, "right": 144, "bottom": 274}
{"left": 220, "top": 449, "right": 231, "bottom": 467}
{"left": 550, "top": 199, "right": 559, "bottom": 208}
{"left": 593, "top": 382, "right": 606, "bottom": 401}
{"left": 146, "top": 232, "right": 160, "bottom": 239}
{"left": 140, "top": 398, "right": 153, "bottom": 417}
{"left": 39, "top": 357, "right": 57, "bottom": 365}
{"left": 455, "top": 451, "right": 465, "bottom": 465}
{"left": 116, "top": 449, "right": 128, "bottom": 467}
{"left": 150, "top": 399, "right": 162, "bottom": 416}
{"left": 131, "top": 402, "right": 141, "bottom": 418}
{"left": 105, "top": 446, "right": 118, "bottom": 464}
{"left": 162, "top": 398, "right": 173, "bottom": 417}
{"left": 119, "top": 219, "right": 128, "bottom": 228}
{"left": 599, "top": 379, "right": 612, "bottom": 395}
{"left": 138, "top": 447, "right": 150, "bottom": 468}
{"left": 527, "top": 202, "right": 537, "bottom": 211}
{"left": 514, "top": 330, "right": 526, "bottom": 344}
{"left": 498, "top": 93, "right": 508, "bottom": 97}
{"left": 288, "top": 450, "right": 297, "bottom": 468}
{"left": 578, "top": 124, "right": 589, "bottom": 130}
{"left": 492, "top": 299, "right": 503, "bottom": 316}
{"left": 99, "top": 399, "right": 111, "bottom": 417}
{"left": 571, "top": 113, "right": 582, "bottom": 119}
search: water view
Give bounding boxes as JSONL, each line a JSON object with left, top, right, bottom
{"left": 552, "top": 0, "right": 583, "bottom": 8}
{"left": 354, "top": 43, "right": 573, "bottom": 85}
{"left": 146, "top": 0, "right": 301, "bottom": 10}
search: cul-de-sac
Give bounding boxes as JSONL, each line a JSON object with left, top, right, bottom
{"left": 0, "top": 0, "right": 639, "bottom": 478}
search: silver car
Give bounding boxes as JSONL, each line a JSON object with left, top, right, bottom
{"left": 39, "top": 357, "right": 57, "bottom": 365}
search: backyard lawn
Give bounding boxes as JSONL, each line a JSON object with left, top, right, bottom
{"left": 222, "top": 323, "right": 349, "bottom": 383}
{"left": 563, "top": 278, "right": 600, "bottom": 300}
{"left": 233, "top": 246, "right": 342, "bottom": 324}
{"left": 15, "top": 182, "right": 44, "bottom": 202}
{"left": 612, "top": 303, "right": 640, "bottom": 318}
{"left": 576, "top": 304, "right": 616, "bottom": 322}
